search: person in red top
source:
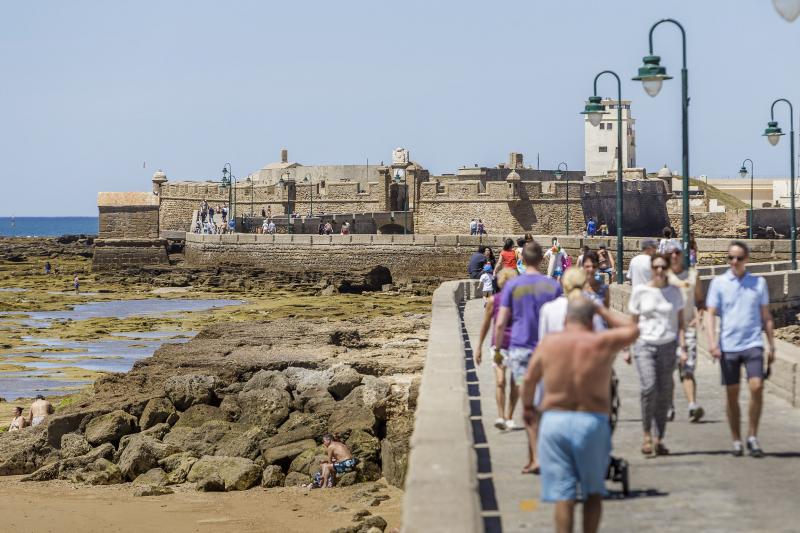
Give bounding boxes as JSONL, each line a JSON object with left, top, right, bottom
{"left": 498, "top": 238, "right": 517, "bottom": 272}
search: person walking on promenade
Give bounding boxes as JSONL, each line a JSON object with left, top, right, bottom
{"left": 597, "top": 244, "right": 615, "bottom": 284}
{"left": 522, "top": 297, "right": 639, "bottom": 533}
{"left": 476, "top": 268, "right": 519, "bottom": 430}
{"left": 587, "top": 218, "right": 596, "bottom": 237}
{"left": 666, "top": 242, "right": 705, "bottom": 423}
{"left": 498, "top": 238, "right": 517, "bottom": 273}
{"left": 626, "top": 238, "right": 658, "bottom": 287}
{"left": 705, "top": 241, "right": 774, "bottom": 457}
{"left": 627, "top": 253, "right": 685, "bottom": 456}
{"left": 581, "top": 251, "right": 609, "bottom": 310}
{"left": 494, "top": 242, "right": 562, "bottom": 474}
{"left": 479, "top": 264, "right": 494, "bottom": 305}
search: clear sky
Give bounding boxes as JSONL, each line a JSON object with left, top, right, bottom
{"left": 1, "top": 1, "right": 799, "bottom": 216}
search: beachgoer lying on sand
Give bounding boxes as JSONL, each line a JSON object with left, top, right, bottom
{"left": 308, "top": 434, "right": 357, "bottom": 488}
{"left": 9, "top": 406, "right": 26, "bottom": 431}
{"left": 29, "top": 395, "right": 53, "bottom": 427}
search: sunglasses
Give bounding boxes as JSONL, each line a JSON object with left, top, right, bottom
{"left": 652, "top": 264, "right": 668, "bottom": 270}
{"left": 728, "top": 255, "right": 746, "bottom": 262}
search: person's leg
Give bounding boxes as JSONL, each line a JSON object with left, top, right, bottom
{"left": 583, "top": 494, "right": 603, "bottom": 533}
{"left": 494, "top": 365, "right": 506, "bottom": 420}
{"left": 653, "top": 343, "right": 677, "bottom": 445}
{"left": 507, "top": 377, "right": 519, "bottom": 421}
{"left": 523, "top": 408, "right": 540, "bottom": 472}
{"left": 720, "top": 353, "right": 743, "bottom": 442}
{"left": 320, "top": 464, "right": 331, "bottom": 488}
{"left": 747, "top": 377, "right": 763, "bottom": 438}
{"left": 554, "top": 501, "right": 575, "bottom": 533}
{"left": 726, "top": 384, "right": 741, "bottom": 441}
{"left": 633, "top": 342, "right": 656, "bottom": 449}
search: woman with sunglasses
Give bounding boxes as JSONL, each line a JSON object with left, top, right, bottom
{"left": 626, "top": 253, "right": 686, "bottom": 456}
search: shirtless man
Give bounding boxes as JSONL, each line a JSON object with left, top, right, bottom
{"left": 318, "top": 434, "right": 356, "bottom": 488}
{"left": 522, "top": 298, "right": 639, "bottom": 533}
{"left": 9, "top": 406, "right": 27, "bottom": 431}
{"left": 28, "top": 395, "right": 53, "bottom": 427}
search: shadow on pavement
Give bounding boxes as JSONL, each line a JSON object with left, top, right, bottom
{"left": 606, "top": 488, "right": 669, "bottom": 500}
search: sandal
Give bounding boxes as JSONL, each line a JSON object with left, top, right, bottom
{"left": 521, "top": 464, "right": 540, "bottom": 475}
{"left": 641, "top": 442, "right": 653, "bottom": 455}
{"left": 655, "top": 443, "right": 670, "bottom": 456}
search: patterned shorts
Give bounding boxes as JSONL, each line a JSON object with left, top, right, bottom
{"left": 507, "top": 347, "right": 534, "bottom": 385}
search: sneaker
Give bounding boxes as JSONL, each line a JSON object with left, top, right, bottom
{"left": 747, "top": 437, "right": 765, "bottom": 458}
{"left": 732, "top": 440, "right": 744, "bottom": 457}
{"left": 667, "top": 406, "right": 675, "bottom": 422}
{"left": 689, "top": 405, "right": 705, "bottom": 423}
{"left": 504, "top": 419, "right": 517, "bottom": 431}
{"left": 494, "top": 418, "right": 506, "bottom": 430}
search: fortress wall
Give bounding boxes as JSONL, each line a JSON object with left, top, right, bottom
{"left": 293, "top": 182, "right": 385, "bottom": 216}
{"left": 581, "top": 179, "right": 671, "bottom": 236}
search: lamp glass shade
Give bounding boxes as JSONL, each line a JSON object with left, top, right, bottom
{"left": 554, "top": 170, "right": 562, "bottom": 179}
{"left": 580, "top": 95, "right": 606, "bottom": 126}
{"left": 588, "top": 112, "right": 604, "bottom": 127}
{"left": 642, "top": 78, "right": 663, "bottom": 97}
{"left": 278, "top": 177, "right": 285, "bottom": 187}
{"left": 768, "top": 133, "right": 782, "bottom": 146}
{"left": 764, "top": 121, "right": 784, "bottom": 146}
{"left": 774, "top": 0, "right": 800, "bottom": 21}
{"left": 739, "top": 166, "right": 748, "bottom": 179}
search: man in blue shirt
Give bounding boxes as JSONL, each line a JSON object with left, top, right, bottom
{"left": 587, "top": 218, "right": 597, "bottom": 237}
{"left": 705, "top": 241, "right": 775, "bottom": 458}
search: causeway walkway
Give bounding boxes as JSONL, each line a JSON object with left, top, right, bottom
{"left": 462, "top": 298, "right": 800, "bottom": 533}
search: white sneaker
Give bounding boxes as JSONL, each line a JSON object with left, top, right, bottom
{"left": 504, "top": 419, "right": 517, "bottom": 431}
{"left": 494, "top": 418, "right": 506, "bottom": 430}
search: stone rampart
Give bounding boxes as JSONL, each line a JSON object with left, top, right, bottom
{"left": 92, "top": 238, "right": 169, "bottom": 270}
{"left": 581, "top": 179, "right": 670, "bottom": 236}
{"left": 97, "top": 192, "right": 160, "bottom": 239}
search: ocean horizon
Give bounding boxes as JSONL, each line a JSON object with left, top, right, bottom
{"left": 0, "top": 217, "right": 98, "bottom": 237}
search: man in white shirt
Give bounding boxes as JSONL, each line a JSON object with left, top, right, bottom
{"left": 627, "top": 239, "right": 657, "bottom": 287}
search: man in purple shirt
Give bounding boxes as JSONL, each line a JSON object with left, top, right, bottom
{"left": 495, "top": 241, "right": 562, "bottom": 474}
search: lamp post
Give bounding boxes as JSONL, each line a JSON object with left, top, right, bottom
{"left": 247, "top": 177, "right": 253, "bottom": 218}
{"left": 303, "top": 174, "right": 314, "bottom": 217}
{"left": 221, "top": 163, "right": 237, "bottom": 232}
{"left": 763, "top": 99, "right": 796, "bottom": 269}
{"left": 394, "top": 170, "right": 408, "bottom": 235}
{"left": 582, "top": 71, "right": 624, "bottom": 284}
{"left": 739, "top": 159, "right": 755, "bottom": 239}
{"left": 553, "top": 162, "right": 570, "bottom": 234}
{"left": 278, "top": 170, "right": 293, "bottom": 234}
{"left": 773, "top": 0, "right": 800, "bottom": 21}
{"left": 633, "top": 18, "right": 690, "bottom": 268}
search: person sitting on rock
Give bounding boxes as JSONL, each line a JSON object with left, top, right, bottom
{"left": 28, "top": 395, "right": 53, "bottom": 427}
{"left": 9, "top": 406, "right": 26, "bottom": 431}
{"left": 316, "top": 434, "right": 356, "bottom": 488}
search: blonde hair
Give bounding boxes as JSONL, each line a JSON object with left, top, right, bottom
{"left": 496, "top": 268, "right": 518, "bottom": 289}
{"left": 561, "top": 267, "right": 587, "bottom": 301}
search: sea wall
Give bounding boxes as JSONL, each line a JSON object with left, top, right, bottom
{"left": 92, "top": 238, "right": 168, "bottom": 270}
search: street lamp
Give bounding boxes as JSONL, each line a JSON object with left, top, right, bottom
{"left": 303, "top": 174, "right": 313, "bottom": 217}
{"left": 763, "top": 99, "right": 796, "bottom": 269}
{"left": 394, "top": 171, "right": 408, "bottom": 235}
{"left": 633, "top": 18, "right": 690, "bottom": 268}
{"left": 246, "top": 176, "right": 253, "bottom": 218}
{"left": 739, "top": 159, "right": 755, "bottom": 239}
{"left": 221, "top": 163, "right": 237, "bottom": 232}
{"left": 278, "top": 171, "right": 294, "bottom": 234}
{"left": 773, "top": 0, "right": 800, "bottom": 21}
{"left": 553, "top": 162, "right": 570, "bottom": 234}
{"left": 582, "top": 70, "right": 624, "bottom": 284}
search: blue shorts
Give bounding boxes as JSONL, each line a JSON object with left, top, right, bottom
{"left": 538, "top": 411, "right": 610, "bottom": 502}
{"left": 333, "top": 458, "right": 356, "bottom": 474}
{"left": 720, "top": 347, "right": 764, "bottom": 386}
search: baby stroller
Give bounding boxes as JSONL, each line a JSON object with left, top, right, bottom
{"left": 606, "top": 369, "right": 630, "bottom": 496}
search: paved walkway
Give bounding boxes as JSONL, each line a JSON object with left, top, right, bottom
{"left": 463, "top": 299, "right": 800, "bottom": 533}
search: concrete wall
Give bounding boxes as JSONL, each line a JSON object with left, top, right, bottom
{"left": 403, "top": 279, "right": 482, "bottom": 532}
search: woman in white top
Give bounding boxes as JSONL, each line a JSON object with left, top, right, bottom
{"left": 9, "top": 406, "right": 26, "bottom": 431}
{"left": 627, "top": 253, "right": 686, "bottom": 457}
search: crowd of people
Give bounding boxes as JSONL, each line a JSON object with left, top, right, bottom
{"left": 468, "top": 234, "right": 775, "bottom": 532}
{"left": 7, "top": 395, "right": 53, "bottom": 431}
{"left": 194, "top": 200, "right": 232, "bottom": 234}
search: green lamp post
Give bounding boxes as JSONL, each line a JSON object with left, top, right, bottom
{"left": 394, "top": 170, "right": 408, "bottom": 235}
{"left": 582, "top": 71, "right": 624, "bottom": 284}
{"left": 763, "top": 99, "right": 796, "bottom": 269}
{"left": 278, "top": 171, "right": 293, "bottom": 234}
{"left": 739, "top": 159, "right": 754, "bottom": 239}
{"left": 553, "top": 162, "right": 569, "bottom": 234}
{"left": 633, "top": 18, "right": 690, "bottom": 269}
{"left": 303, "top": 175, "right": 314, "bottom": 217}
{"left": 221, "top": 163, "right": 236, "bottom": 232}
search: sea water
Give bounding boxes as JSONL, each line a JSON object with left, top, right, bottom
{"left": 0, "top": 217, "right": 98, "bottom": 237}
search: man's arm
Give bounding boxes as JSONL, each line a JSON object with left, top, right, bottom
{"left": 677, "top": 311, "right": 688, "bottom": 365}
{"left": 475, "top": 297, "right": 495, "bottom": 365}
{"left": 494, "top": 307, "right": 510, "bottom": 355}
{"left": 761, "top": 305, "right": 775, "bottom": 364}
{"left": 705, "top": 307, "right": 720, "bottom": 359}
{"left": 609, "top": 252, "right": 615, "bottom": 269}
{"left": 599, "top": 323, "right": 639, "bottom": 355}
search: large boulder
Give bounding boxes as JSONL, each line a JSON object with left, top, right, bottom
{"left": 261, "top": 465, "right": 285, "bottom": 488}
{"left": 288, "top": 447, "right": 327, "bottom": 476}
{"left": 380, "top": 413, "right": 413, "bottom": 488}
{"left": 293, "top": 386, "right": 337, "bottom": 417}
{"left": 328, "top": 386, "right": 378, "bottom": 435}
{"left": 262, "top": 439, "right": 317, "bottom": 465}
{"left": 84, "top": 410, "right": 138, "bottom": 446}
{"left": 132, "top": 467, "right": 169, "bottom": 487}
{"left": 187, "top": 456, "right": 262, "bottom": 491}
{"left": 214, "top": 427, "right": 269, "bottom": 460}
{"left": 165, "top": 374, "right": 218, "bottom": 410}
{"left": 173, "top": 404, "right": 227, "bottom": 429}
{"left": 242, "top": 370, "right": 290, "bottom": 393}
{"left": 67, "top": 458, "right": 123, "bottom": 485}
{"left": 158, "top": 452, "right": 198, "bottom": 485}
{"left": 60, "top": 433, "right": 92, "bottom": 459}
{"left": 361, "top": 377, "right": 391, "bottom": 420}
{"left": 284, "top": 471, "right": 312, "bottom": 487}
{"left": 162, "top": 420, "right": 242, "bottom": 457}
{"left": 116, "top": 435, "right": 180, "bottom": 481}
{"left": 283, "top": 367, "right": 331, "bottom": 393}
{"left": 327, "top": 365, "right": 363, "bottom": 400}
{"left": 45, "top": 408, "right": 110, "bottom": 448}
{"left": 261, "top": 413, "right": 326, "bottom": 450}
{"left": 236, "top": 387, "right": 291, "bottom": 429}
{"left": 139, "top": 397, "right": 177, "bottom": 430}
{"left": 346, "top": 430, "right": 381, "bottom": 464}
{"left": 0, "top": 428, "right": 53, "bottom": 475}
{"left": 118, "top": 423, "right": 170, "bottom": 457}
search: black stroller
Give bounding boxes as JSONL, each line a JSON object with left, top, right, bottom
{"left": 606, "top": 369, "right": 630, "bottom": 496}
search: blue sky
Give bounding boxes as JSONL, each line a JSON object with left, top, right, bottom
{"left": 1, "top": 1, "right": 798, "bottom": 215}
